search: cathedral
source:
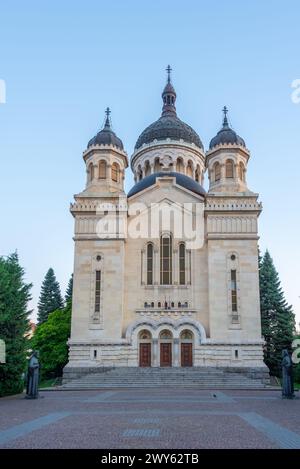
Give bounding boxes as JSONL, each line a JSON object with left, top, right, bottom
{"left": 63, "top": 67, "right": 269, "bottom": 384}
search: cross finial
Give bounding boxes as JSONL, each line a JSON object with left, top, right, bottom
{"left": 222, "top": 106, "right": 229, "bottom": 127}
{"left": 104, "top": 107, "right": 111, "bottom": 128}
{"left": 166, "top": 65, "right": 172, "bottom": 83}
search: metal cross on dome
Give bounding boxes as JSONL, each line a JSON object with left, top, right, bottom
{"left": 166, "top": 65, "right": 172, "bottom": 83}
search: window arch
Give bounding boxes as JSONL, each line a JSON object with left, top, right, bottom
{"left": 239, "top": 162, "right": 245, "bottom": 181}
{"left": 179, "top": 242, "right": 186, "bottom": 285}
{"left": 214, "top": 162, "right": 221, "bottom": 182}
{"left": 89, "top": 163, "right": 94, "bottom": 182}
{"left": 154, "top": 158, "right": 161, "bottom": 173}
{"left": 146, "top": 243, "right": 154, "bottom": 285}
{"left": 160, "top": 234, "right": 172, "bottom": 285}
{"left": 186, "top": 161, "right": 193, "bottom": 178}
{"left": 144, "top": 160, "right": 151, "bottom": 177}
{"left": 111, "top": 162, "right": 120, "bottom": 182}
{"left": 99, "top": 160, "right": 107, "bottom": 179}
{"left": 226, "top": 160, "right": 234, "bottom": 178}
{"left": 176, "top": 157, "right": 184, "bottom": 174}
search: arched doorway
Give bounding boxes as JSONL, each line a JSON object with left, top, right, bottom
{"left": 139, "top": 329, "right": 152, "bottom": 367}
{"left": 180, "top": 330, "right": 193, "bottom": 367}
{"left": 159, "top": 329, "right": 173, "bottom": 367}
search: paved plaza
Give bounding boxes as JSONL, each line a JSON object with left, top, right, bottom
{"left": 0, "top": 388, "right": 299, "bottom": 449}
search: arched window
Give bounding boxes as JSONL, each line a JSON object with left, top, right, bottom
{"left": 159, "top": 329, "right": 173, "bottom": 339}
{"left": 144, "top": 161, "right": 151, "bottom": 177}
{"left": 186, "top": 161, "right": 193, "bottom": 178}
{"left": 239, "top": 162, "right": 245, "bottom": 181}
{"left": 154, "top": 158, "right": 161, "bottom": 172}
{"left": 147, "top": 243, "right": 154, "bottom": 285}
{"left": 176, "top": 158, "right": 184, "bottom": 173}
{"left": 180, "top": 330, "right": 193, "bottom": 340}
{"left": 99, "top": 160, "right": 106, "bottom": 179}
{"left": 158, "top": 301, "right": 161, "bottom": 308}
{"left": 226, "top": 160, "right": 234, "bottom": 178}
{"left": 139, "top": 329, "right": 152, "bottom": 340}
{"left": 179, "top": 243, "right": 186, "bottom": 285}
{"left": 214, "top": 162, "right": 221, "bottom": 182}
{"left": 111, "top": 162, "right": 120, "bottom": 182}
{"left": 160, "top": 234, "right": 172, "bottom": 285}
{"left": 89, "top": 163, "right": 94, "bottom": 182}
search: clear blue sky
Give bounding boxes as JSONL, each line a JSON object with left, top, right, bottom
{"left": 0, "top": 0, "right": 299, "bottom": 326}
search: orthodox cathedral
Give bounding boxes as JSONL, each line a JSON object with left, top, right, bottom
{"left": 64, "top": 67, "right": 269, "bottom": 384}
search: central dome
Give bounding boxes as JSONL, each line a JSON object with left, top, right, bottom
{"left": 134, "top": 66, "right": 203, "bottom": 151}
{"left": 135, "top": 114, "right": 203, "bottom": 150}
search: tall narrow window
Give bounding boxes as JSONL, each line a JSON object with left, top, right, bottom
{"left": 160, "top": 234, "right": 172, "bottom": 285}
{"left": 179, "top": 243, "right": 186, "bottom": 285}
{"left": 89, "top": 163, "right": 94, "bottom": 182}
{"left": 111, "top": 162, "right": 120, "bottom": 182}
{"left": 99, "top": 160, "right": 106, "bottom": 179}
{"left": 95, "top": 270, "right": 101, "bottom": 313}
{"left": 239, "top": 162, "right": 245, "bottom": 181}
{"left": 231, "top": 270, "right": 237, "bottom": 312}
{"left": 214, "top": 162, "right": 221, "bottom": 181}
{"left": 226, "top": 160, "right": 234, "bottom": 178}
{"left": 147, "top": 243, "right": 153, "bottom": 285}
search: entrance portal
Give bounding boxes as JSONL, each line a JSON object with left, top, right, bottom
{"left": 160, "top": 343, "right": 172, "bottom": 367}
{"left": 181, "top": 343, "right": 193, "bottom": 367}
{"left": 138, "top": 329, "right": 152, "bottom": 367}
{"left": 139, "top": 343, "right": 151, "bottom": 367}
{"left": 180, "top": 330, "right": 193, "bottom": 367}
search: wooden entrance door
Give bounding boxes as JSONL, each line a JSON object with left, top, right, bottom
{"left": 160, "top": 343, "right": 172, "bottom": 367}
{"left": 181, "top": 343, "right": 193, "bottom": 367}
{"left": 139, "top": 343, "right": 151, "bottom": 367}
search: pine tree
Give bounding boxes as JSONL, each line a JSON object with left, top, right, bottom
{"left": 65, "top": 274, "right": 73, "bottom": 304}
{"left": 0, "top": 253, "right": 32, "bottom": 396}
{"left": 37, "top": 268, "right": 63, "bottom": 324}
{"left": 259, "top": 250, "right": 295, "bottom": 376}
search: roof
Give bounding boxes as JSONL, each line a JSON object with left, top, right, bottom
{"left": 127, "top": 171, "right": 206, "bottom": 198}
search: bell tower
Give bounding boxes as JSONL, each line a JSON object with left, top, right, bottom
{"left": 206, "top": 107, "right": 250, "bottom": 193}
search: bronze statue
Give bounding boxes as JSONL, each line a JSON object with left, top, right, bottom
{"left": 25, "top": 351, "right": 40, "bottom": 399}
{"left": 281, "top": 349, "right": 295, "bottom": 399}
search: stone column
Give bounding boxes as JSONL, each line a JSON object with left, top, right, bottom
{"left": 173, "top": 338, "right": 180, "bottom": 367}
{"left": 152, "top": 339, "right": 159, "bottom": 367}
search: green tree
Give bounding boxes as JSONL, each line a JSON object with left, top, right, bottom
{"left": 0, "top": 253, "right": 32, "bottom": 397}
{"left": 65, "top": 274, "right": 73, "bottom": 304}
{"left": 37, "top": 268, "right": 63, "bottom": 324}
{"left": 259, "top": 250, "right": 295, "bottom": 376}
{"left": 31, "top": 303, "right": 71, "bottom": 379}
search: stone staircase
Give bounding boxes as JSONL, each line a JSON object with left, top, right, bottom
{"left": 61, "top": 367, "right": 268, "bottom": 390}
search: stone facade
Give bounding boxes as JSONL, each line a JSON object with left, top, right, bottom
{"left": 64, "top": 75, "right": 269, "bottom": 383}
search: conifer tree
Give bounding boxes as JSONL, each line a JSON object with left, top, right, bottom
{"left": 0, "top": 253, "right": 32, "bottom": 396}
{"left": 37, "top": 268, "right": 63, "bottom": 324}
{"left": 259, "top": 250, "right": 295, "bottom": 376}
{"left": 65, "top": 274, "right": 73, "bottom": 304}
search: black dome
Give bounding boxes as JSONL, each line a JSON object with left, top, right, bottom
{"left": 135, "top": 115, "right": 203, "bottom": 150}
{"left": 209, "top": 107, "right": 246, "bottom": 150}
{"left": 88, "top": 109, "right": 124, "bottom": 150}
{"left": 128, "top": 171, "right": 206, "bottom": 198}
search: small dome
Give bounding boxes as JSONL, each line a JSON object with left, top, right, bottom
{"left": 209, "top": 107, "right": 246, "bottom": 150}
{"left": 88, "top": 108, "right": 124, "bottom": 150}
{"left": 128, "top": 171, "right": 206, "bottom": 198}
{"left": 134, "top": 66, "right": 203, "bottom": 151}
